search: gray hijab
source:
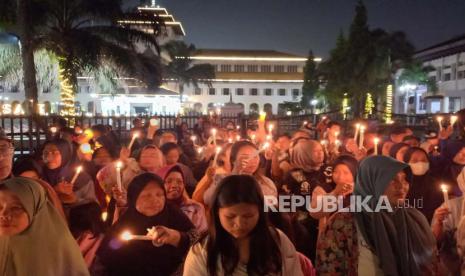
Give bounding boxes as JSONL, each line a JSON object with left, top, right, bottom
{"left": 354, "top": 156, "right": 436, "bottom": 276}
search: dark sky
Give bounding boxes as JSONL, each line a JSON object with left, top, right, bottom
{"left": 126, "top": 0, "right": 465, "bottom": 58}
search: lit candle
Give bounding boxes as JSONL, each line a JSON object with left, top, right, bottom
{"left": 190, "top": 135, "right": 197, "bottom": 146}
{"left": 84, "top": 129, "right": 94, "bottom": 140}
{"left": 70, "top": 166, "right": 83, "bottom": 185}
{"left": 251, "top": 134, "right": 256, "bottom": 144}
{"left": 303, "top": 121, "right": 308, "bottom": 127}
{"left": 236, "top": 125, "right": 240, "bottom": 130}
{"left": 259, "top": 112, "right": 267, "bottom": 121}
{"left": 359, "top": 126, "right": 366, "bottom": 149}
{"left": 211, "top": 128, "right": 217, "bottom": 146}
{"left": 212, "top": 146, "right": 222, "bottom": 167}
{"left": 354, "top": 123, "right": 361, "bottom": 140}
{"left": 441, "top": 184, "right": 450, "bottom": 208}
{"left": 437, "top": 116, "right": 443, "bottom": 131}
{"left": 128, "top": 132, "right": 139, "bottom": 150}
{"left": 451, "top": 115, "right": 458, "bottom": 127}
{"left": 116, "top": 161, "right": 123, "bottom": 191}
{"left": 266, "top": 134, "right": 272, "bottom": 141}
{"left": 236, "top": 135, "right": 241, "bottom": 141}
{"left": 120, "top": 231, "right": 152, "bottom": 241}
{"left": 79, "top": 143, "right": 93, "bottom": 154}
{"left": 374, "top": 137, "right": 380, "bottom": 155}
{"left": 197, "top": 147, "right": 204, "bottom": 154}
{"left": 101, "top": 211, "right": 108, "bottom": 222}
{"left": 228, "top": 138, "right": 233, "bottom": 143}
{"left": 268, "top": 124, "right": 274, "bottom": 134}
{"left": 50, "top": 126, "right": 57, "bottom": 134}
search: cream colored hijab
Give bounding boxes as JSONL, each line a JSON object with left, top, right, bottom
{"left": 0, "top": 177, "right": 89, "bottom": 276}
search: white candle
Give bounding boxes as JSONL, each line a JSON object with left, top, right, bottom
{"left": 374, "top": 137, "right": 380, "bottom": 155}
{"left": 441, "top": 184, "right": 450, "bottom": 208}
{"left": 354, "top": 123, "right": 361, "bottom": 140}
{"left": 236, "top": 135, "right": 241, "bottom": 141}
{"left": 211, "top": 128, "right": 217, "bottom": 146}
{"left": 116, "top": 161, "right": 123, "bottom": 191}
{"left": 451, "top": 115, "right": 458, "bottom": 127}
{"left": 128, "top": 132, "right": 139, "bottom": 150}
{"left": 359, "top": 126, "right": 366, "bottom": 149}
{"left": 251, "top": 134, "right": 256, "bottom": 144}
{"left": 70, "top": 166, "right": 82, "bottom": 185}
{"left": 437, "top": 116, "right": 443, "bottom": 131}
{"left": 121, "top": 231, "right": 152, "bottom": 241}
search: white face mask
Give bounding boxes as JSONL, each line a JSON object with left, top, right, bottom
{"left": 409, "top": 162, "right": 429, "bottom": 176}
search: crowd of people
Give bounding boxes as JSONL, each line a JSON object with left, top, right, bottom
{"left": 1, "top": 112, "right": 465, "bottom": 275}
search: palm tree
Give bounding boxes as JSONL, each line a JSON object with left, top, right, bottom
{"left": 1, "top": 0, "right": 163, "bottom": 116}
{"left": 162, "top": 41, "right": 215, "bottom": 102}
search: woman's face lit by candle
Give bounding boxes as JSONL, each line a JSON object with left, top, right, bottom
{"left": 139, "top": 148, "right": 164, "bottom": 172}
{"left": 235, "top": 146, "right": 259, "bottom": 175}
{"left": 454, "top": 148, "right": 465, "bottom": 165}
{"left": 219, "top": 203, "right": 259, "bottom": 239}
{"left": 164, "top": 171, "right": 184, "bottom": 201}
{"left": 0, "top": 189, "right": 29, "bottom": 236}
{"left": 165, "top": 149, "right": 180, "bottom": 166}
{"left": 43, "top": 144, "right": 62, "bottom": 169}
{"left": 333, "top": 164, "right": 354, "bottom": 188}
{"left": 383, "top": 171, "right": 409, "bottom": 206}
{"left": 135, "top": 182, "right": 165, "bottom": 217}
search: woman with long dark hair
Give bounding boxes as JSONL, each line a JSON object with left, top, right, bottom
{"left": 183, "top": 175, "right": 302, "bottom": 275}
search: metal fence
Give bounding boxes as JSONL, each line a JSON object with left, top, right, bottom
{"left": 0, "top": 110, "right": 449, "bottom": 155}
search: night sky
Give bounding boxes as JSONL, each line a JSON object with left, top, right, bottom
{"left": 125, "top": 0, "right": 465, "bottom": 58}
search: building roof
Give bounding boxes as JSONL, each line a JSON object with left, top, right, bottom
{"left": 192, "top": 49, "right": 313, "bottom": 62}
{"left": 414, "top": 34, "right": 465, "bottom": 61}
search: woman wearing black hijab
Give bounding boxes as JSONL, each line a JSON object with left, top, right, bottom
{"left": 403, "top": 147, "right": 443, "bottom": 222}
{"left": 42, "top": 138, "right": 97, "bottom": 207}
{"left": 95, "top": 173, "right": 197, "bottom": 276}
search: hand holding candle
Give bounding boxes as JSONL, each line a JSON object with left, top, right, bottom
{"left": 121, "top": 230, "right": 152, "bottom": 241}
{"left": 70, "top": 166, "right": 82, "bottom": 185}
{"left": 212, "top": 146, "right": 222, "bottom": 167}
{"left": 268, "top": 123, "right": 274, "bottom": 134}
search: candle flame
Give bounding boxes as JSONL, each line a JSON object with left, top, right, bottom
{"left": 121, "top": 231, "right": 132, "bottom": 241}
{"left": 101, "top": 211, "right": 108, "bottom": 222}
{"left": 50, "top": 126, "right": 57, "bottom": 133}
{"left": 303, "top": 121, "right": 308, "bottom": 126}
{"left": 355, "top": 123, "right": 360, "bottom": 129}
{"left": 197, "top": 147, "right": 203, "bottom": 154}
{"left": 374, "top": 137, "right": 380, "bottom": 144}
{"left": 190, "top": 136, "right": 196, "bottom": 142}
{"left": 441, "top": 184, "right": 448, "bottom": 192}
{"left": 228, "top": 138, "right": 233, "bottom": 143}
{"left": 451, "top": 115, "right": 458, "bottom": 125}
{"left": 437, "top": 116, "right": 443, "bottom": 122}
{"left": 236, "top": 135, "right": 241, "bottom": 141}
{"left": 76, "top": 166, "right": 83, "bottom": 173}
{"left": 211, "top": 128, "right": 217, "bottom": 135}
{"left": 216, "top": 146, "right": 222, "bottom": 154}
{"left": 116, "top": 161, "right": 123, "bottom": 169}
{"left": 133, "top": 132, "right": 140, "bottom": 138}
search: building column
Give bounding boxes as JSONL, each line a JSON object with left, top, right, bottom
{"left": 442, "top": 97, "right": 449, "bottom": 113}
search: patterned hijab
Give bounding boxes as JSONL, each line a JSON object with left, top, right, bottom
{"left": 290, "top": 139, "right": 322, "bottom": 172}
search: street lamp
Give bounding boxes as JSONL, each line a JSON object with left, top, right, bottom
{"left": 310, "top": 99, "right": 318, "bottom": 114}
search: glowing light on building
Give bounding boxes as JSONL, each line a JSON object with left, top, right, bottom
{"left": 342, "top": 93, "right": 349, "bottom": 120}
{"left": 58, "top": 65, "right": 75, "bottom": 117}
{"left": 365, "top": 92, "right": 374, "bottom": 118}
{"left": 385, "top": 85, "right": 393, "bottom": 123}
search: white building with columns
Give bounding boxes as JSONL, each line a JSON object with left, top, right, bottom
{"left": 395, "top": 34, "right": 465, "bottom": 114}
